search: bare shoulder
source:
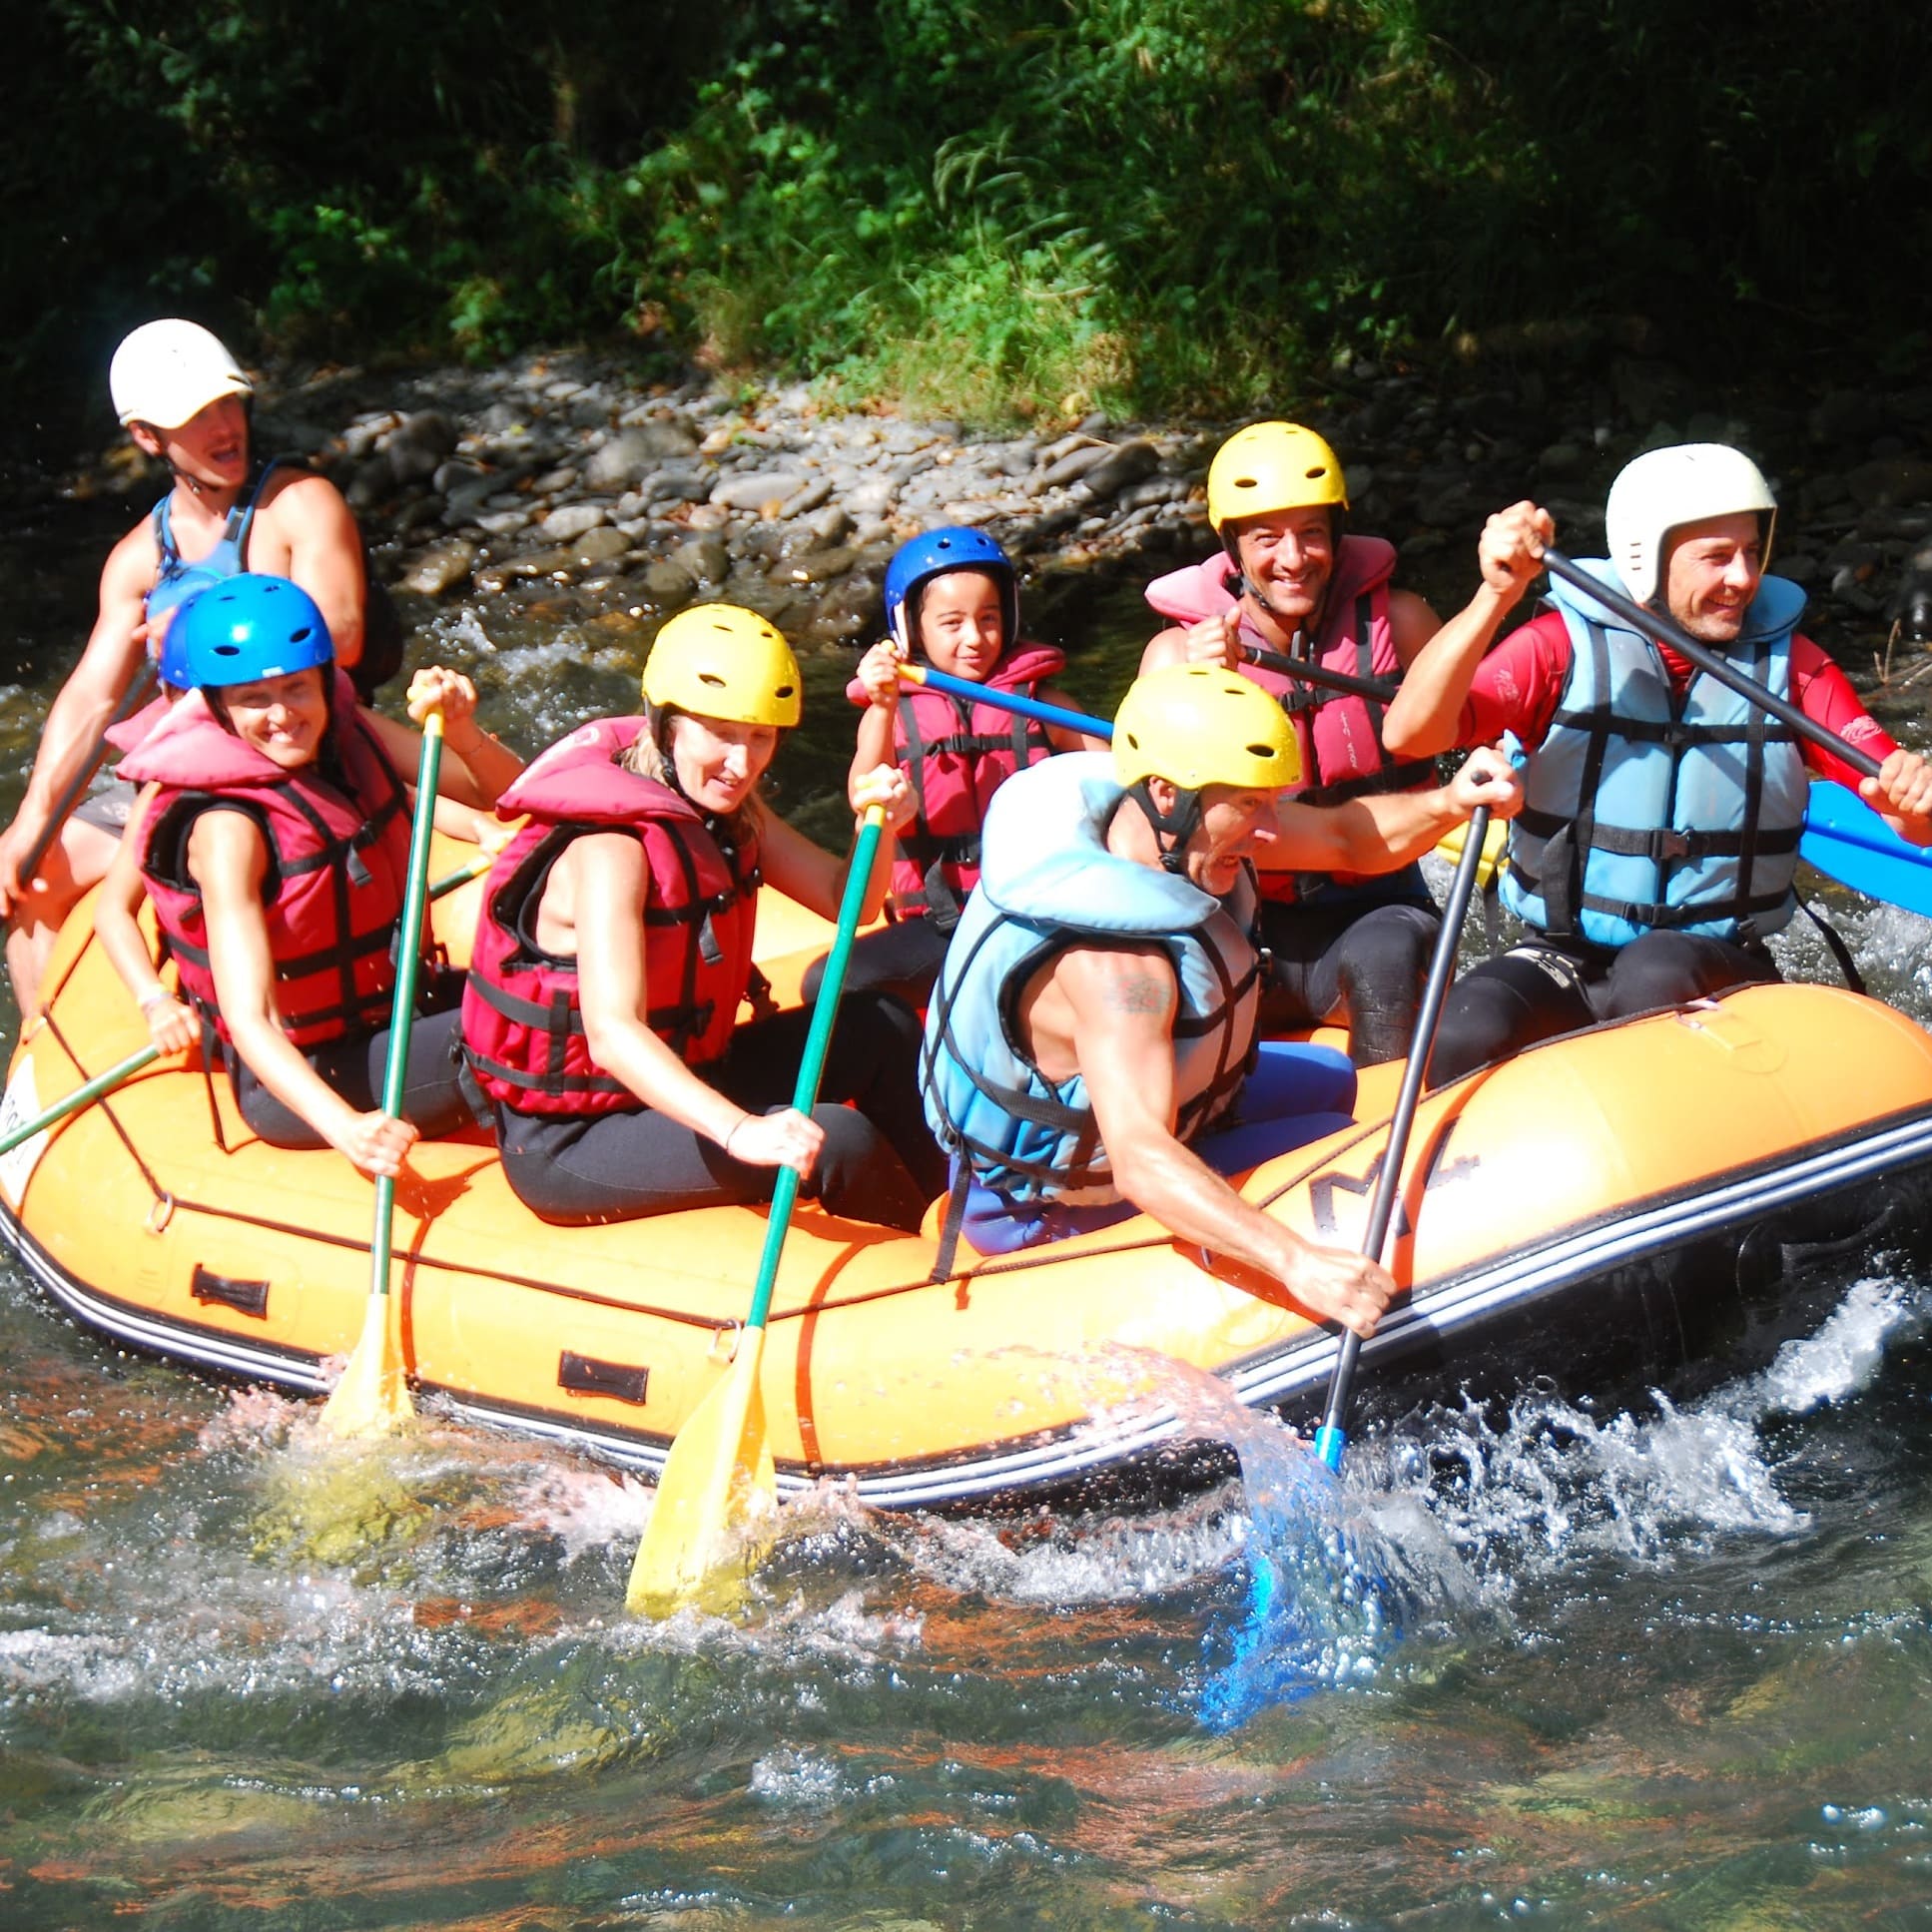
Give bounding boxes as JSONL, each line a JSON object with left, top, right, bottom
{"left": 1055, "top": 938, "right": 1178, "bottom": 1020}
{"left": 1138, "top": 626, "right": 1189, "bottom": 673}
{"left": 260, "top": 464, "right": 351, "bottom": 514}
{"left": 101, "top": 513, "right": 161, "bottom": 594}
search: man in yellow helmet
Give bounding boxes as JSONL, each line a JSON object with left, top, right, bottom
{"left": 921, "top": 665, "right": 1518, "bottom": 1333}
{"left": 1140, "top": 420, "right": 1523, "bottom": 1067}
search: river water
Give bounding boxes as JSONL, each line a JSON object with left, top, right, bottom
{"left": 5, "top": 495, "right": 1932, "bottom": 1928}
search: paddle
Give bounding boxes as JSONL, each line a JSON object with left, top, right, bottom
{"left": 897, "top": 661, "right": 1108, "bottom": 739}
{"left": 1799, "top": 781, "right": 1932, "bottom": 917}
{"left": 1539, "top": 547, "right": 1932, "bottom": 915}
{"left": 17, "top": 659, "right": 161, "bottom": 887}
{"left": 0, "top": 1044, "right": 159, "bottom": 1160}
{"left": 1312, "top": 802, "right": 1492, "bottom": 1476}
{"left": 319, "top": 708, "right": 445, "bottom": 1441}
{"left": 1237, "top": 642, "right": 1397, "bottom": 705}
{"left": 898, "top": 665, "right": 1497, "bottom": 895}
{"left": 627, "top": 803, "right": 889, "bottom": 1616}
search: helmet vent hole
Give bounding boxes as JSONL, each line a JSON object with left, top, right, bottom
{"left": 697, "top": 672, "right": 726, "bottom": 688}
{"left": 290, "top": 626, "right": 312, "bottom": 644}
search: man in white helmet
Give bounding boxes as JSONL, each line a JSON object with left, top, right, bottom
{"left": 1381, "top": 442, "right": 1932, "bottom": 1085}
{"left": 0, "top": 319, "right": 393, "bottom": 1016}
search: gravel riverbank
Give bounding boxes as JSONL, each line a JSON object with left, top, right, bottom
{"left": 49, "top": 346, "right": 1932, "bottom": 693}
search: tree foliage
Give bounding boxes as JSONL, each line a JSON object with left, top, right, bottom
{"left": 9, "top": 0, "right": 1931, "bottom": 432}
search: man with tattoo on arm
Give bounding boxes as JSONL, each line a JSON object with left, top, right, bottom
{"left": 921, "top": 665, "right": 1519, "bottom": 1334}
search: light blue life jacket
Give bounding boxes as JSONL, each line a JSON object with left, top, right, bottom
{"left": 146, "top": 458, "right": 296, "bottom": 623}
{"left": 1501, "top": 556, "right": 1809, "bottom": 948}
{"left": 921, "top": 754, "right": 1262, "bottom": 1206}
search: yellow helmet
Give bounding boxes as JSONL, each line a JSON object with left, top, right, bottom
{"left": 641, "top": 603, "right": 802, "bottom": 727}
{"left": 1206, "top": 420, "right": 1348, "bottom": 533}
{"left": 1112, "top": 665, "right": 1301, "bottom": 793}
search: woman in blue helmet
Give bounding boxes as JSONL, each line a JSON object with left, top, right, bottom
{"left": 826, "top": 526, "right": 1105, "bottom": 1002}
{"left": 93, "top": 574, "right": 519, "bottom": 1180}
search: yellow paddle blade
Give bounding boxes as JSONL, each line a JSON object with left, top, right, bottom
{"left": 626, "top": 1336, "right": 779, "bottom": 1617}
{"left": 319, "top": 1285, "right": 413, "bottom": 1441}
{"left": 1433, "top": 814, "right": 1509, "bottom": 891}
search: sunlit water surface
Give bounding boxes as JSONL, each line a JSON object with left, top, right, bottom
{"left": 3, "top": 496, "right": 1932, "bottom": 1927}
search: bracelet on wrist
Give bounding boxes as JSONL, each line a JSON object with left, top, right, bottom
{"left": 137, "top": 984, "right": 172, "bottom": 1013}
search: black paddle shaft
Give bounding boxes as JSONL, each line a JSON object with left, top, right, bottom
{"left": 1540, "top": 548, "right": 1881, "bottom": 783}
{"left": 1316, "top": 802, "right": 1493, "bottom": 1461}
{"left": 1239, "top": 642, "right": 1398, "bottom": 706}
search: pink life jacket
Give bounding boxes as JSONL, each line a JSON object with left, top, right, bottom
{"left": 122, "top": 672, "right": 413, "bottom": 1046}
{"left": 460, "top": 715, "right": 761, "bottom": 1116}
{"left": 1144, "top": 534, "right": 1434, "bottom": 902}
{"left": 846, "top": 640, "right": 1067, "bottom": 922}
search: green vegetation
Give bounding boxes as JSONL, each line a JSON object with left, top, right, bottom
{"left": 8, "top": 2, "right": 1931, "bottom": 434}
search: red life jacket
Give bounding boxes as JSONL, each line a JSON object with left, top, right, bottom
{"left": 122, "top": 673, "right": 413, "bottom": 1047}
{"left": 1144, "top": 535, "right": 1434, "bottom": 902}
{"left": 460, "top": 715, "right": 761, "bottom": 1116}
{"left": 846, "top": 640, "right": 1066, "bottom": 921}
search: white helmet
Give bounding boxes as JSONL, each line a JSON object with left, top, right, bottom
{"left": 1604, "top": 443, "right": 1777, "bottom": 606}
{"left": 109, "top": 320, "right": 252, "bottom": 429}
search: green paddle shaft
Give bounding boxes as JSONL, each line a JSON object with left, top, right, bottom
{"left": 742, "top": 805, "right": 887, "bottom": 1336}
{"left": 367, "top": 715, "right": 445, "bottom": 1304}
{"left": 0, "top": 1044, "right": 159, "bottom": 1157}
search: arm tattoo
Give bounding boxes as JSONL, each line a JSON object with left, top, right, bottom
{"left": 1105, "top": 968, "right": 1174, "bottom": 1017}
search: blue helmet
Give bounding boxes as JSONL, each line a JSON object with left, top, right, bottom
{"left": 162, "top": 574, "right": 334, "bottom": 691}
{"left": 882, "top": 526, "right": 1018, "bottom": 655}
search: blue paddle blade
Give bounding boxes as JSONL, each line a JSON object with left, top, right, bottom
{"left": 1801, "top": 782, "right": 1932, "bottom": 919}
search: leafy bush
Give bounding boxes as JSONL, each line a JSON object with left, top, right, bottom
{"left": 7, "top": 0, "right": 1932, "bottom": 434}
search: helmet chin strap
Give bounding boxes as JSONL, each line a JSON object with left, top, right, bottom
{"left": 1128, "top": 780, "right": 1204, "bottom": 877}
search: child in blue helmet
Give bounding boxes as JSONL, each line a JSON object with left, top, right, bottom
{"left": 92, "top": 574, "right": 520, "bottom": 1180}
{"left": 831, "top": 526, "right": 1106, "bottom": 1001}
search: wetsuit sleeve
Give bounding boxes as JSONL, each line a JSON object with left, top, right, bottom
{"left": 1791, "top": 634, "right": 1897, "bottom": 786}
{"left": 1459, "top": 610, "right": 1570, "bottom": 749}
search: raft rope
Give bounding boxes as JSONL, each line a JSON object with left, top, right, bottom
{"left": 39, "top": 1006, "right": 1411, "bottom": 1330}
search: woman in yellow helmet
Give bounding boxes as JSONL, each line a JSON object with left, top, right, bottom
{"left": 460, "top": 604, "right": 947, "bottom": 1229}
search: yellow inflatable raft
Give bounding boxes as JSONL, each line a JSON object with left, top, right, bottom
{"left": 6, "top": 834, "right": 1932, "bottom": 1509}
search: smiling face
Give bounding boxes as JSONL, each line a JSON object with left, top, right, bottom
{"left": 914, "top": 569, "right": 1007, "bottom": 680}
{"left": 666, "top": 711, "right": 781, "bottom": 816}
{"left": 1230, "top": 505, "right": 1335, "bottom": 631}
{"left": 213, "top": 666, "right": 330, "bottom": 770}
{"left": 130, "top": 392, "right": 251, "bottom": 494}
{"left": 1661, "top": 511, "right": 1764, "bottom": 645}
